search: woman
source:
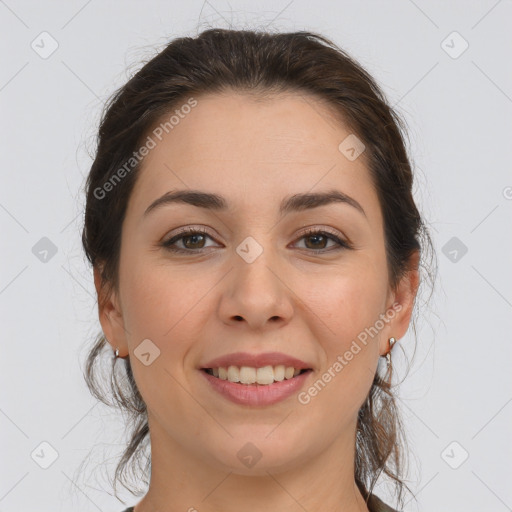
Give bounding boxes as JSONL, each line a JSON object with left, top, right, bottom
{"left": 82, "top": 28, "right": 435, "bottom": 512}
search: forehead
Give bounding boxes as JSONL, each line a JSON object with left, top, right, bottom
{"left": 126, "top": 91, "right": 380, "bottom": 222}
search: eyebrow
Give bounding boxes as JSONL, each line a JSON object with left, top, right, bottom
{"left": 143, "top": 188, "right": 366, "bottom": 219}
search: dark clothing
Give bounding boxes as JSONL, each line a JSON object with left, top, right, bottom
{"left": 120, "top": 492, "right": 399, "bottom": 512}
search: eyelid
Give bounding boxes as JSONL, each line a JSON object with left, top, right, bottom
{"left": 295, "top": 225, "right": 345, "bottom": 240}
{"left": 162, "top": 225, "right": 216, "bottom": 244}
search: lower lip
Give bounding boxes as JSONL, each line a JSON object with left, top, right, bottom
{"left": 200, "top": 369, "right": 312, "bottom": 406}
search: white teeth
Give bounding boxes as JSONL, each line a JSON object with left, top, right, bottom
{"left": 239, "top": 366, "right": 256, "bottom": 384}
{"left": 227, "top": 365, "right": 240, "bottom": 383}
{"left": 256, "top": 366, "right": 274, "bottom": 385}
{"left": 284, "top": 367, "right": 294, "bottom": 379}
{"left": 274, "top": 365, "right": 285, "bottom": 381}
{"left": 209, "top": 365, "right": 306, "bottom": 385}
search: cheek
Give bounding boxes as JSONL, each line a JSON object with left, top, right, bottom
{"left": 298, "top": 273, "right": 385, "bottom": 423}
{"left": 120, "top": 252, "right": 213, "bottom": 341}
{"left": 305, "top": 260, "right": 387, "bottom": 343}
{"left": 299, "top": 260, "right": 387, "bottom": 409}
{"left": 119, "top": 259, "right": 210, "bottom": 422}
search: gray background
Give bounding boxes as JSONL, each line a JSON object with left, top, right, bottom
{"left": 1, "top": 1, "right": 511, "bottom": 511}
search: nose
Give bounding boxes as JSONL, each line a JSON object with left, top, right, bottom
{"left": 218, "top": 248, "right": 294, "bottom": 331}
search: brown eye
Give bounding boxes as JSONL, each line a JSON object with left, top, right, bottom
{"left": 161, "top": 227, "right": 352, "bottom": 255}
{"left": 162, "top": 227, "right": 216, "bottom": 253}
{"left": 181, "top": 233, "right": 206, "bottom": 249}
{"left": 304, "top": 232, "right": 330, "bottom": 250}
{"left": 294, "top": 228, "right": 351, "bottom": 253}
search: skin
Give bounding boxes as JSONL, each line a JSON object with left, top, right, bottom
{"left": 95, "top": 91, "right": 419, "bottom": 512}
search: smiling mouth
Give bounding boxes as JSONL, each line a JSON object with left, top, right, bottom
{"left": 202, "top": 365, "right": 312, "bottom": 386}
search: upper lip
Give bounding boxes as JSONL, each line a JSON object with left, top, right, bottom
{"left": 201, "top": 351, "right": 313, "bottom": 370}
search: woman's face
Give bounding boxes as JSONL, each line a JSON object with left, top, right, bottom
{"left": 97, "top": 91, "right": 417, "bottom": 475}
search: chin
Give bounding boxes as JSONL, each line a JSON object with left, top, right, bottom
{"left": 205, "top": 433, "right": 312, "bottom": 476}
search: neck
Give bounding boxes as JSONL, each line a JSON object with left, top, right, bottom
{"left": 133, "top": 413, "right": 370, "bottom": 512}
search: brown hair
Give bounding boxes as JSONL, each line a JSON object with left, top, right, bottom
{"left": 81, "top": 28, "right": 436, "bottom": 508}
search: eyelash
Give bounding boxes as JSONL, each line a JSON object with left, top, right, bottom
{"left": 161, "top": 227, "right": 352, "bottom": 254}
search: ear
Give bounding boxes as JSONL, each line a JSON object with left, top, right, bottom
{"left": 93, "top": 266, "right": 129, "bottom": 357}
{"left": 380, "top": 250, "right": 420, "bottom": 356}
